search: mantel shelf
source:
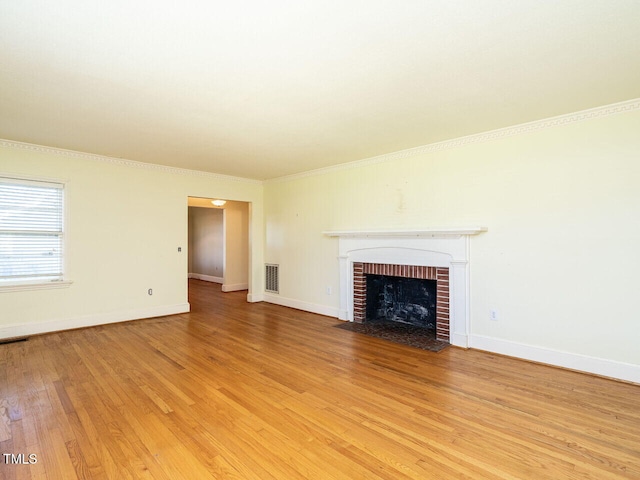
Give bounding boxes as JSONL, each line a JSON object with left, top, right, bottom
{"left": 323, "top": 227, "right": 487, "bottom": 238}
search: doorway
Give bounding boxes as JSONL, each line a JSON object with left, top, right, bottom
{"left": 187, "top": 197, "right": 250, "bottom": 293}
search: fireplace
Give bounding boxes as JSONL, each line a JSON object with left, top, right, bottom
{"left": 325, "top": 227, "right": 486, "bottom": 348}
{"left": 366, "top": 275, "right": 437, "bottom": 327}
{"left": 353, "top": 263, "right": 450, "bottom": 342}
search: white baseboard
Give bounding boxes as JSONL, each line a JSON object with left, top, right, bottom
{"left": 0, "top": 303, "right": 190, "bottom": 340}
{"left": 188, "top": 273, "right": 223, "bottom": 284}
{"left": 470, "top": 334, "right": 640, "bottom": 385}
{"left": 450, "top": 332, "right": 469, "bottom": 349}
{"left": 263, "top": 293, "right": 339, "bottom": 318}
{"left": 221, "top": 283, "right": 248, "bottom": 292}
{"left": 247, "top": 292, "right": 264, "bottom": 303}
{"left": 33, "top": 292, "right": 629, "bottom": 384}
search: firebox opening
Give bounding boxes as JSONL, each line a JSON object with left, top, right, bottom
{"left": 365, "top": 274, "right": 437, "bottom": 329}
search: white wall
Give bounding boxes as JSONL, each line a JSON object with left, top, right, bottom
{"left": 263, "top": 105, "right": 640, "bottom": 382}
{"left": 0, "top": 142, "right": 263, "bottom": 338}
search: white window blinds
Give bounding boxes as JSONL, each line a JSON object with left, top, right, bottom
{"left": 0, "top": 177, "right": 64, "bottom": 283}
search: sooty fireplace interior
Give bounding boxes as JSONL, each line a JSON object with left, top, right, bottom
{"left": 365, "top": 275, "right": 437, "bottom": 329}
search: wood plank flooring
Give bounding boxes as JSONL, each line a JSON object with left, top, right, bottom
{"left": 1, "top": 279, "right": 639, "bottom": 479}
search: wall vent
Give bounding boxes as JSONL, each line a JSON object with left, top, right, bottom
{"left": 265, "top": 264, "right": 279, "bottom": 294}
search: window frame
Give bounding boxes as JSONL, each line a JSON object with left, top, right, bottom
{"left": 0, "top": 174, "right": 72, "bottom": 292}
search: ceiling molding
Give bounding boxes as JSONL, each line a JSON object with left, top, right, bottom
{"left": 0, "top": 139, "right": 263, "bottom": 185}
{"left": 266, "top": 98, "right": 640, "bottom": 184}
{"left": 2, "top": 98, "right": 638, "bottom": 185}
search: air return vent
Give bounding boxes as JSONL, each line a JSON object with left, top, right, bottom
{"left": 265, "top": 264, "right": 279, "bottom": 294}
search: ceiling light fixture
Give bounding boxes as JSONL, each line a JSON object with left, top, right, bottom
{"left": 211, "top": 199, "right": 226, "bottom": 207}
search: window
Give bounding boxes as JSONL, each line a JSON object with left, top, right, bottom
{"left": 0, "top": 176, "right": 65, "bottom": 287}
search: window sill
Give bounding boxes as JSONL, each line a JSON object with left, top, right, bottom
{"left": 0, "top": 280, "right": 73, "bottom": 293}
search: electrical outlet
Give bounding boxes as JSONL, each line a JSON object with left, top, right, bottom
{"left": 326, "top": 286, "right": 332, "bottom": 295}
{"left": 490, "top": 309, "right": 498, "bottom": 321}
{"left": 148, "top": 288, "right": 153, "bottom": 296}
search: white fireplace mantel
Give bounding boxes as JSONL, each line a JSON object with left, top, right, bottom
{"left": 326, "top": 227, "right": 487, "bottom": 348}
{"left": 323, "top": 227, "right": 487, "bottom": 238}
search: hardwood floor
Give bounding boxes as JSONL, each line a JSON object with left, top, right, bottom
{"left": 1, "top": 279, "right": 639, "bottom": 479}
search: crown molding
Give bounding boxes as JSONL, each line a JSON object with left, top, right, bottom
{"left": 266, "top": 98, "right": 640, "bottom": 184}
{"left": 2, "top": 98, "right": 638, "bottom": 185}
{"left": 0, "top": 139, "right": 263, "bottom": 185}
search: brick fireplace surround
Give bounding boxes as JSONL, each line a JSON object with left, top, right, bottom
{"left": 353, "top": 263, "right": 450, "bottom": 342}
{"left": 325, "top": 228, "right": 486, "bottom": 349}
